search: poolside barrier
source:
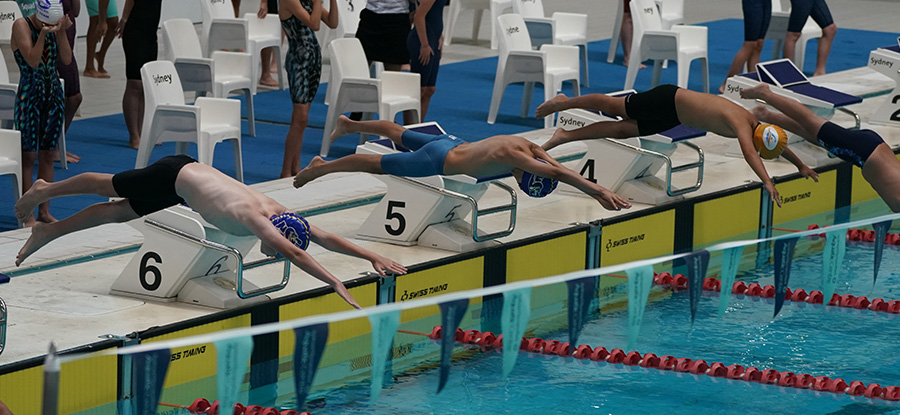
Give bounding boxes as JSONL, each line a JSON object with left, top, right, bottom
{"left": 416, "top": 326, "right": 900, "bottom": 401}
{"left": 159, "top": 398, "right": 308, "bottom": 415}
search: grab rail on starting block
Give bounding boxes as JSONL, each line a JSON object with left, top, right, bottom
{"left": 144, "top": 219, "right": 291, "bottom": 299}
{"left": 391, "top": 175, "right": 518, "bottom": 242}
{"left": 602, "top": 137, "right": 705, "bottom": 197}
{"left": 0, "top": 297, "right": 7, "bottom": 356}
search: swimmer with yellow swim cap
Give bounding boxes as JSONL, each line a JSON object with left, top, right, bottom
{"left": 753, "top": 123, "right": 788, "bottom": 160}
{"left": 535, "top": 84, "right": 819, "bottom": 207}
{"left": 14, "top": 159, "right": 408, "bottom": 309}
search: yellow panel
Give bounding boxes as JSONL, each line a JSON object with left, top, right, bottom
{"left": 278, "top": 283, "right": 377, "bottom": 358}
{"left": 506, "top": 233, "right": 586, "bottom": 283}
{"left": 693, "top": 190, "right": 761, "bottom": 247}
{"left": 143, "top": 314, "right": 251, "bottom": 389}
{"left": 0, "top": 366, "right": 42, "bottom": 413}
{"left": 600, "top": 210, "right": 675, "bottom": 267}
{"left": 772, "top": 170, "right": 836, "bottom": 225}
{"left": 59, "top": 353, "right": 118, "bottom": 414}
{"left": 851, "top": 163, "right": 880, "bottom": 205}
{"left": 396, "top": 258, "right": 484, "bottom": 324}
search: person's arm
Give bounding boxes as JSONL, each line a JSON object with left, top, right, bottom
{"left": 519, "top": 148, "right": 632, "bottom": 211}
{"left": 320, "top": 0, "right": 338, "bottom": 29}
{"left": 70, "top": 0, "right": 81, "bottom": 17}
{"left": 115, "top": 0, "right": 133, "bottom": 38}
{"left": 11, "top": 19, "right": 47, "bottom": 68}
{"left": 97, "top": 0, "right": 110, "bottom": 36}
{"left": 736, "top": 126, "right": 782, "bottom": 207}
{"left": 308, "top": 224, "right": 408, "bottom": 276}
{"left": 257, "top": 0, "right": 268, "bottom": 18}
{"left": 249, "top": 216, "right": 363, "bottom": 309}
{"left": 282, "top": 0, "right": 323, "bottom": 31}
{"left": 412, "top": 0, "right": 435, "bottom": 65}
{"left": 780, "top": 146, "right": 819, "bottom": 182}
{"left": 56, "top": 17, "right": 73, "bottom": 66}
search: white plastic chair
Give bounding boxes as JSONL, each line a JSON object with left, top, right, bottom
{"left": 765, "top": 0, "right": 823, "bottom": 73}
{"left": 198, "top": 0, "right": 254, "bottom": 89}
{"left": 162, "top": 18, "right": 256, "bottom": 137}
{"left": 488, "top": 14, "right": 581, "bottom": 129}
{"left": 443, "top": 0, "right": 512, "bottom": 50}
{"left": 658, "top": 0, "right": 685, "bottom": 30}
{"left": 0, "top": 48, "right": 17, "bottom": 130}
{"left": 0, "top": 129, "right": 22, "bottom": 226}
{"left": 510, "top": 0, "right": 589, "bottom": 87}
{"left": 244, "top": 13, "right": 285, "bottom": 91}
{"left": 624, "top": 0, "right": 708, "bottom": 92}
{"left": 0, "top": 3, "right": 20, "bottom": 47}
{"left": 321, "top": 38, "right": 421, "bottom": 157}
{"left": 137, "top": 60, "right": 244, "bottom": 182}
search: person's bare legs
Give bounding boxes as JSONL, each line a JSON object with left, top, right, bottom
{"left": 17, "top": 199, "right": 139, "bottom": 266}
{"left": 83, "top": 16, "right": 110, "bottom": 78}
{"left": 61, "top": 93, "right": 83, "bottom": 163}
{"left": 35, "top": 149, "right": 56, "bottom": 224}
{"left": 620, "top": 12, "right": 645, "bottom": 69}
{"left": 282, "top": 103, "right": 310, "bottom": 178}
{"left": 123, "top": 79, "right": 144, "bottom": 149}
{"left": 15, "top": 172, "right": 118, "bottom": 222}
{"left": 543, "top": 119, "right": 640, "bottom": 151}
{"left": 420, "top": 86, "right": 435, "bottom": 120}
{"left": 720, "top": 39, "right": 764, "bottom": 93}
{"left": 783, "top": 31, "right": 802, "bottom": 66}
{"left": 259, "top": 47, "right": 278, "bottom": 87}
{"left": 330, "top": 114, "right": 409, "bottom": 145}
{"left": 231, "top": 0, "right": 241, "bottom": 17}
{"left": 535, "top": 93, "right": 629, "bottom": 119}
{"left": 813, "top": 23, "right": 836, "bottom": 76}
{"left": 293, "top": 153, "right": 384, "bottom": 188}
{"left": 95, "top": 17, "right": 118, "bottom": 75}
{"left": 740, "top": 83, "right": 827, "bottom": 142}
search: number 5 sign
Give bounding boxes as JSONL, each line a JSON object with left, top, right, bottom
{"left": 868, "top": 48, "right": 900, "bottom": 127}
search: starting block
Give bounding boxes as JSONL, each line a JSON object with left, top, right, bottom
{"left": 355, "top": 122, "right": 517, "bottom": 252}
{"left": 110, "top": 205, "right": 290, "bottom": 309}
{"left": 723, "top": 59, "right": 863, "bottom": 167}
{"left": 554, "top": 91, "right": 705, "bottom": 205}
{"left": 867, "top": 42, "right": 900, "bottom": 127}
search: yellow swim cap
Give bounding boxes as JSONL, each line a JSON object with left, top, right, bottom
{"left": 753, "top": 123, "right": 787, "bottom": 160}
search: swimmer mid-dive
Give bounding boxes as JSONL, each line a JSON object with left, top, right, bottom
{"left": 13, "top": 156, "right": 408, "bottom": 309}
{"left": 535, "top": 84, "right": 820, "bottom": 207}
{"left": 740, "top": 83, "right": 900, "bottom": 212}
{"left": 293, "top": 116, "right": 633, "bottom": 211}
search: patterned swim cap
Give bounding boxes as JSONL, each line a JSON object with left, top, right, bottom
{"left": 519, "top": 159, "right": 559, "bottom": 198}
{"left": 270, "top": 212, "right": 311, "bottom": 251}
{"left": 753, "top": 123, "right": 787, "bottom": 160}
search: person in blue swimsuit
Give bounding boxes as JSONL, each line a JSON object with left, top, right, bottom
{"left": 11, "top": 4, "right": 73, "bottom": 225}
{"left": 407, "top": 0, "right": 445, "bottom": 120}
{"left": 784, "top": 0, "right": 836, "bottom": 76}
{"left": 293, "top": 115, "right": 633, "bottom": 211}
{"left": 720, "top": 0, "right": 771, "bottom": 93}
{"left": 279, "top": 0, "right": 338, "bottom": 178}
{"left": 741, "top": 84, "right": 900, "bottom": 211}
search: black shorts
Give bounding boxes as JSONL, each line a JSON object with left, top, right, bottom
{"left": 122, "top": 20, "right": 159, "bottom": 80}
{"left": 355, "top": 9, "right": 411, "bottom": 65}
{"left": 815, "top": 122, "right": 883, "bottom": 168}
{"left": 624, "top": 84, "right": 681, "bottom": 136}
{"left": 112, "top": 155, "right": 197, "bottom": 216}
{"left": 787, "top": 0, "right": 834, "bottom": 32}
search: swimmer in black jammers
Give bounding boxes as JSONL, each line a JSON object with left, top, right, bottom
{"left": 14, "top": 156, "right": 407, "bottom": 309}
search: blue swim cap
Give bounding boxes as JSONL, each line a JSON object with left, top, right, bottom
{"left": 270, "top": 212, "right": 311, "bottom": 250}
{"left": 519, "top": 159, "right": 558, "bottom": 198}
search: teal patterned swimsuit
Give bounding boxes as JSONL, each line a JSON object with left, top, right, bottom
{"left": 14, "top": 18, "right": 64, "bottom": 152}
{"left": 282, "top": 2, "right": 322, "bottom": 104}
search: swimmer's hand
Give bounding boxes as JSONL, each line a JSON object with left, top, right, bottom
{"left": 370, "top": 255, "right": 408, "bottom": 276}
{"left": 798, "top": 165, "right": 819, "bottom": 182}
{"left": 766, "top": 182, "right": 782, "bottom": 208}
{"left": 594, "top": 189, "right": 632, "bottom": 211}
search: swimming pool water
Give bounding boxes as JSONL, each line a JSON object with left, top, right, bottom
{"left": 308, "top": 237, "right": 900, "bottom": 414}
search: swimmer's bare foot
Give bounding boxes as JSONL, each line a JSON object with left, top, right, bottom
{"left": 718, "top": 82, "right": 726, "bottom": 95}
{"left": 15, "top": 179, "right": 49, "bottom": 223}
{"left": 623, "top": 60, "right": 647, "bottom": 69}
{"left": 52, "top": 151, "right": 81, "bottom": 164}
{"left": 330, "top": 115, "right": 353, "bottom": 143}
{"left": 542, "top": 128, "right": 569, "bottom": 151}
{"left": 535, "top": 94, "right": 569, "bottom": 119}
{"left": 16, "top": 222, "right": 53, "bottom": 266}
{"left": 739, "top": 83, "right": 771, "bottom": 100}
{"left": 36, "top": 212, "right": 57, "bottom": 224}
{"left": 128, "top": 138, "right": 140, "bottom": 150}
{"left": 293, "top": 156, "right": 326, "bottom": 188}
{"left": 259, "top": 74, "right": 278, "bottom": 87}
{"left": 83, "top": 68, "right": 110, "bottom": 79}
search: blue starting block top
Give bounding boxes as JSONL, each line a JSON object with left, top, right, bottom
{"left": 583, "top": 106, "right": 706, "bottom": 142}
{"left": 742, "top": 59, "right": 863, "bottom": 108}
{"left": 0, "top": 273, "right": 9, "bottom": 284}
{"left": 883, "top": 45, "right": 900, "bottom": 53}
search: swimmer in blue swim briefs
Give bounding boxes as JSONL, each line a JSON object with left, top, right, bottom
{"left": 14, "top": 159, "right": 407, "bottom": 308}
{"left": 741, "top": 83, "right": 900, "bottom": 212}
{"left": 293, "top": 115, "right": 633, "bottom": 211}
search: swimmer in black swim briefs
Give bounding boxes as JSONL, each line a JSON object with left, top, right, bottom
{"left": 535, "top": 85, "right": 818, "bottom": 207}
{"left": 741, "top": 83, "right": 900, "bottom": 212}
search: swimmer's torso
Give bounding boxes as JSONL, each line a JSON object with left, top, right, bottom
{"left": 674, "top": 89, "right": 757, "bottom": 139}
{"left": 444, "top": 135, "right": 538, "bottom": 177}
{"left": 174, "top": 163, "right": 287, "bottom": 236}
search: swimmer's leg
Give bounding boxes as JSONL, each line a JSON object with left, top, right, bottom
{"left": 741, "top": 84, "right": 826, "bottom": 142}
{"left": 17, "top": 199, "right": 138, "bottom": 266}
{"left": 536, "top": 93, "right": 629, "bottom": 119}
{"left": 331, "top": 115, "right": 409, "bottom": 146}
{"left": 15, "top": 173, "right": 116, "bottom": 223}
{"left": 293, "top": 154, "right": 385, "bottom": 188}
{"left": 543, "top": 119, "right": 640, "bottom": 151}
{"left": 751, "top": 105, "right": 815, "bottom": 143}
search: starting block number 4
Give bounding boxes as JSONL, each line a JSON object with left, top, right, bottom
{"left": 868, "top": 48, "right": 900, "bottom": 126}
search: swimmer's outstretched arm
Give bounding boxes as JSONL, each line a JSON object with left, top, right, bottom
{"left": 308, "top": 225, "right": 408, "bottom": 276}
{"left": 247, "top": 216, "right": 364, "bottom": 309}
{"left": 735, "top": 125, "right": 782, "bottom": 207}
{"left": 780, "top": 147, "right": 819, "bottom": 182}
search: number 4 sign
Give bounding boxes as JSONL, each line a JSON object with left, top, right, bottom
{"left": 868, "top": 48, "right": 900, "bottom": 126}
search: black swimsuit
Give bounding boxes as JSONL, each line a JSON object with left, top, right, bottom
{"left": 624, "top": 84, "right": 682, "bottom": 136}
{"left": 112, "top": 155, "right": 197, "bottom": 216}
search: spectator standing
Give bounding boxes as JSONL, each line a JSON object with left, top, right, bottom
{"left": 407, "top": 0, "right": 445, "bottom": 120}
{"left": 116, "top": 0, "right": 161, "bottom": 150}
{"left": 720, "top": 0, "right": 771, "bottom": 93}
{"left": 82, "top": 0, "right": 118, "bottom": 79}
{"left": 784, "top": 0, "right": 836, "bottom": 76}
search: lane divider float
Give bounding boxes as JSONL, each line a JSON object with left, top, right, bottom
{"left": 159, "top": 398, "right": 308, "bottom": 415}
